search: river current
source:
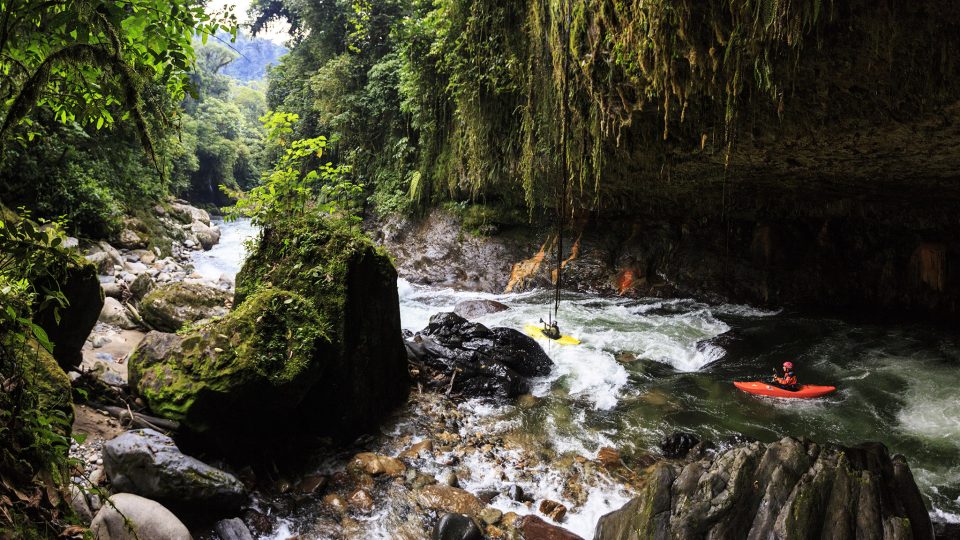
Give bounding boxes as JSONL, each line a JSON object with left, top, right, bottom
{"left": 204, "top": 219, "right": 960, "bottom": 537}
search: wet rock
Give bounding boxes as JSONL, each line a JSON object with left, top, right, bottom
{"left": 595, "top": 438, "right": 933, "bottom": 540}
{"left": 597, "top": 447, "right": 621, "bottom": 467}
{"left": 516, "top": 393, "right": 538, "bottom": 408}
{"left": 660, "top": 432, "right": 700, "bottom": 459}
{"left": 539, "top": 499, "right": 568, "bottom": 522}
{"left": 438, "top": 469, "right": 460, "bottom": 488}
{"left": 295, "top": 474, "right": 327, "bottom": 495}
{"left": 452, "top": 299, "right": 509, "bottom": 319}
{"left": 519, "top": 515, "right": 584, "bottom": 540}
{"left": 479, "top": 507, "right": 503, "bottom": 526}
{"left": 476, "top": 490, "right": 499, "bottom": 504}
{"left": 507, "top": 484, "right": 533, "bottom": 503}
{"left": 103, "top": 429, "right": 246, "bottom": 512}
{"left": 407, "top": 312, "right": 553, "bottom": 399}
{"left": 935, "top": 520, "right": 960, "bottom": 540}
{"left": 432, "top": 513, "right": 483, "bottom": 540}
{"left": 139, "top": 282, "right": 230, "bottom": 332}
{"left": 348, "top": 489, "right": 374, "bottom": 513}
{"left": 349, "top": 452, "right": 406, "bottom": 477}
{"left": 324, "top": 493, "right": 348, "bottom": 513}
{"left": 98, "top": 297, "right": 138, "bottom": 330}
{"left": 400, "top": 439, "right": 434, "bottom": 459}
{"left": 216, "top": 518, "right": 255, "bottom": 540}
{"left": 90, "top": 493, "right": 190, "bottom": 540}
{"left": 416, "top": 485, "right": 485, "bottom": 517}
{"left": 191, "top": 221, "right": 221, "bottom": 250}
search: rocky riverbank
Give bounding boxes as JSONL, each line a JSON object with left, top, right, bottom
{"left": 371, "top": 207, "right": 960, "bottom": 321}
{"left": 59, "top": 208, "right": 952, "bottom": 540}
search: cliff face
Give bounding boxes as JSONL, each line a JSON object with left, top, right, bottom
{"left": 372, "top": 205, "right": 959, "bottom": 319}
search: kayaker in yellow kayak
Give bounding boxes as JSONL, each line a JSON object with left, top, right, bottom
{"left": 541, "top": 318, "right": 561, "bottom": 340}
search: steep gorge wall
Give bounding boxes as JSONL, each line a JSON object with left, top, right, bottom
{"left": 373, "top": 205, "right": 959, "bottom": 319}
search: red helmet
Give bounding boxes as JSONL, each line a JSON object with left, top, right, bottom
{"left": 783, "top": 361, "right": 794, "bottom": 370}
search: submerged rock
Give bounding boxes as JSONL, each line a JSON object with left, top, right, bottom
{"left": 407, "top": 312, "right": 553, "bottom": 399}
{"left": 595, "top": 438, "right": 933, "bottom": 540}
{"left": 416, "top": 484, "right": 485, "bottom": 517}
{"left": 103, "top": 429, "right": 246, "bottom": 512}
{"left": 90, "top": 493, "right": 190, "bottom": 540}
{"left": 659, "top": 432, "right": 700, "bottom": 459}
{"left": 519, "top": 515, "right": 584, "bottom": 540}
{"left": 139, "top": 282, "right": 230, "bottom": 332}
{"left": 215, "top": 518, "right": 254, "bottom": 540}
{"left": 433, "top": 513, "right": 483, "bottom": 540}
{"left": 452, "top": 299, "right": 509, "bottom": 319}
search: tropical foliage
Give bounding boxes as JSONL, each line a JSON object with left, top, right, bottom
{"left": 252, "top": 0, "right": 959, "bottom": 220}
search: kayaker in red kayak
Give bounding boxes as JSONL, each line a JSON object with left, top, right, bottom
{"left": 772, "top": 361, "right": 799, "bottom": 391}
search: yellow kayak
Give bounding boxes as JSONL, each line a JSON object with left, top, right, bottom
{"left": 523, "top": 324, "right": 582, "bottom": 345}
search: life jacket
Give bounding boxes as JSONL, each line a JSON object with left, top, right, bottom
{"left": 777, "top": 370, "right": 797, "bottom": 386}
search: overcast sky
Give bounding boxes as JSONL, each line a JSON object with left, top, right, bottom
{"left": 207, "top": 0, "right": 291, "bottom": 43}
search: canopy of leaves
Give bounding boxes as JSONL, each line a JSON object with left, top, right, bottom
{"left": 255, "top": 0, "right": 960, "bottom": 219}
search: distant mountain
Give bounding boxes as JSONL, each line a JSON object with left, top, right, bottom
{"left": 219, "top": 31, "right": 287, "bottom": 81}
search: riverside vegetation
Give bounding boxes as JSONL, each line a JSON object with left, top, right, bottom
{"left": 0, "top": 0, "right": 958, "bottom": 539}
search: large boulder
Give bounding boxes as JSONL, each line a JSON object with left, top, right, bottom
{"left": 33, "top": 256, "right": 104, "bottom": 369}
{"left": 594, "top": 438, "right": 933, "bottom": 540}
{"left": 191, "top": 221, "right": 221, "bottom": 250}
{"left": 20, "top": 338, "right": 73, "bottom": 430}
{"left": 405, "top": 312, "right": 553, "bottom": 399}
{"left": 169, "top": 201, "right": 211, "bottom": 225}
{"left": 103, "top": 429, "right": 246, "bottom": 512}
{"left": 235, "top": 216, "right": 410, "bottom": 439}
{"left": 90, "top": 493, "right": 190, "bottom": 540}
{"left": 129, "top": 288, "right": 328, "bottom": 440}
{"left": 131, "top": 216, "right": 408, "bottom": 448}
{"left": 139, "top": 282, "right": 231, "bottom": 332}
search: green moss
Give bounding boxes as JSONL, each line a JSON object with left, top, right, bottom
{"left": 128, "top": 205, "right": 181, "bottom": 257}
{"left": 21, "top": 339, "right": 73, "bottom": 426}
{"left": 131, "top": 288, "right": 329, "bottom": 430}
{"left": 236, "top": 215, "right": 388, "bottom": 341}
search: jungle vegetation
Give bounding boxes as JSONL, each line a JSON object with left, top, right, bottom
{"left": 251, "top": 0, "right": 959, "bottom": 223}
{"left": 0, "top": 1, "right": 239, "bottom": 535}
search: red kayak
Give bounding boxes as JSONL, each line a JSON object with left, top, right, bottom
{"left": 734, "top": 381, "right": 837, "bottom": 399}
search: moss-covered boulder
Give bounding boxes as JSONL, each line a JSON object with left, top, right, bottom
{"left": 129, "top": 288, "right": 329, "bottom": 437}
{"left": 140, "top": 282, "right": 231, "bottom": 332}
{"left": 20, "top": 338, "right": 74, "bottom": 429}
{"left": 33, "top": 256, "right": 104, "bottom": 370}
{"left": 235, "top": 216, "right": 409, "bottom": 438}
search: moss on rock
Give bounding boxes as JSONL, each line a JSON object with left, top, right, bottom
{"left": 235, "top": 215, "right": 409, "bottom": 438}
{"left": 129, "top": 288, "right": 329, "bottom": 434}
{"left": 140, "top": 282, "right": 231, "bottom": 332}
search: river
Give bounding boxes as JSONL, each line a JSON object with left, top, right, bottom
{"left": 210, "top": 218, "right": 960, "bottom": 537}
